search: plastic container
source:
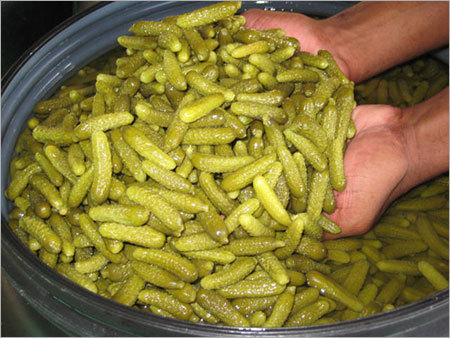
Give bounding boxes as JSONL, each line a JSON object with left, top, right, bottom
{"left": 2, "top": 2, "right": 448, "bottom": 336}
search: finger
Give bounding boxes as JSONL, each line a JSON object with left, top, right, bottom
{"left": 242, "top": 9, "right": 310, "bottom": 42}
{"left": 351, "top": 104, "right": 402, "bottom": 132}
{"left": 350, "top": 105, "right": 363, "bottom": 121}
{"left": 324, "top": 189, "right": 374, "bottom": 239}
{"left": 323, "top": 231, "right": 343, "bottom": 240}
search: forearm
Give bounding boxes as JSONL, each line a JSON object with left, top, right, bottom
{"left": 324, "top": 1, "right": 449, "bottom": 82}
{"left": 402, "top": 87, "right": 449, "bottom": 190}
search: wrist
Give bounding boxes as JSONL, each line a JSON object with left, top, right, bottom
{"left": 398, "top": 107, "right": 422, "bottom": 195}
{"left": 319, "top": 17, "right": 355, "bottom": 81}
{"left": 401, "top": 88, "right": 449, "bottom": 192}
{"left": 321, "top": 2, "right": 449, "bottom": 83}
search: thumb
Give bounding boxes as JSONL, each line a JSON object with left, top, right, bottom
{"left": 242, "top": 9, "right": 281, "bottom": 30}
{"left": 241, "top": 9, "right": 327, "bottom": 56}
{"left": 242, "top": 9, "right": 308, "bottom": 38}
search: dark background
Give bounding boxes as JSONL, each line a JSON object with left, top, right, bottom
{"left": 2, "top": 2, "right": 86, "bottom": 78}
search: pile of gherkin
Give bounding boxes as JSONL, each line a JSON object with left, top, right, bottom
{"left": 355, "top": 56, "right": 448, "bottom": 107}
{"left": 5, "top": 1, "right": 448, "bottom": 328}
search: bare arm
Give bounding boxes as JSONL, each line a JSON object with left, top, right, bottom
{"left": 325, "top": 1, "right": 449, "bottom": 82}
{"left": 403, "top": 87, "right": 449, "bottom": 191}
{"left": 244, "top": 1, "right": 449, "bottom": 82}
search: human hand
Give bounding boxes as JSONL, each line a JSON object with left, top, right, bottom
{"left": 325, "top": 104, "right": 412, "bottom": 239}
{"left": 243, "top": 8, "right": 409, "bottom": 237}
{"left": 326, "top": 86, "right": 449, "bottom": 239}
{"left": 243, "top": 7, "right": 449, "bottom": 238}
{"left": 242, "top": 9, "right": 350, "bottom": 78}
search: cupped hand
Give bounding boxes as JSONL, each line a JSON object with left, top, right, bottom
{"left": 325, "top": 104, "right": 412, "bottom": 239}
{"left": 243, "top": 9, "right": 326, "bottom": 53}
{"left": 242, "top": 9, "right": 350, "bottom": 77}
